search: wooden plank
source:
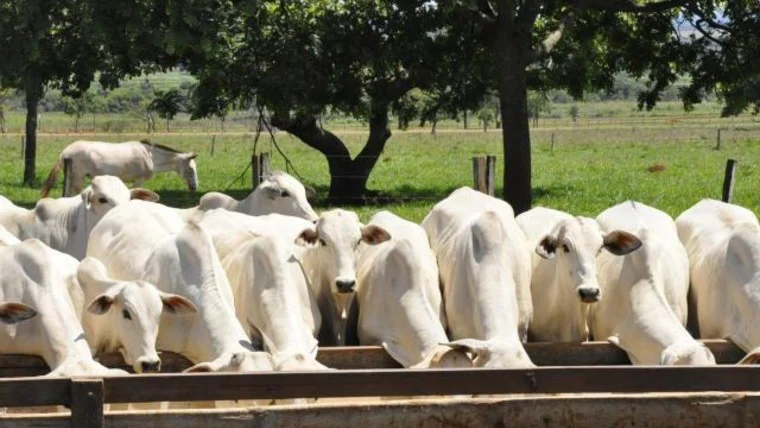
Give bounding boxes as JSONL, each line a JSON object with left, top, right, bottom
{"left": 70, "top": 378, "right": 104, "bottom": 428}
{"left": 0, "top": 340, "right": 746, "bottom": 377}
{"left": 0, "top": 377, "right": 70, "bottom": 407}
{"left": 722, "top": 159, "right": 737, "bottom": 203}
{"left": 103, "top": 366, "right": 760, "bottom": 403}
{"left": 252, "top": 153, "right": 270, "bottom": 189}
{"left": 472, "top": 157, "right": 487, "bottom": 194}
{"left": 62, "top": 158, "right": 73, "bottom": 197}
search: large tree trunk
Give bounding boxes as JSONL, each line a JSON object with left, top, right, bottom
{"left": 494, "top": 11, "right": 532, "bottom": 214}
{"left": 273, "top": 106, "right": 391, "bottom": 204}
{"left": 23, "top": 71, "right": 42, "bottom": 187}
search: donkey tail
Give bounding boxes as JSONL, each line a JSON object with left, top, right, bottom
{"left": 40, "top": 158, "right": 63, "bottom": 198}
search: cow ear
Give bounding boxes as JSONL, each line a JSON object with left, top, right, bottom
{"left": 295, "top": 228, "right": 319, "bottom": 247}
{"left": 440, "top": 339, "right": 491, "bottom": 359}
{"left": 304, "top": 185, "right": 317, "bottom": 200}
{"left": 81, "top": 188, "right": 93, "bottom": 209}
{"left": 361, "top": 225, "right": 391, "bottom": 245}
{"left": 87, "top": 294, "right": 116, "bottom": 315}
{"left": 535, "top": 235, "right": 558, "bottom": 259}
{"left": 603, "top": 231, "right": 642, "bottom": 256}
{"left": 183, "top": 362, "right": 215, "bottom": 373}
{"left": 0, "top": 302, "right": 37, "bottom": 324}
{"left": 130, "top": 188, "right": 160, "bottom": 203}
{"left": 159, "top": 292, "right": 197, "bottom": 315}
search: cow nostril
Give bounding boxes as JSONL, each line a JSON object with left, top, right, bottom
{"left": 335, "top": 279, "right": 356, "bottom": 294}
{"left": 578, "top": 288, "right": 600, "bottom": 303}
{"left": 140, "top": 360, "right": 161, "bottom": 373}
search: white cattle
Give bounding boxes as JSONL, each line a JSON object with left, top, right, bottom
{"left": 41, "top": 140, "right": 198, "bottom": 196}
{"left": 422, "top": 187, "right": 534, "bottom": 368}
{"left": 356, "top": 211, "right": 471, "bottom": 368}
{"left": 676, "top": 199, "right": 760, "bottom": 363}
{"left": 75, "top": 257, "right": 197, "bottom": 373}
{"left": 0, "top": 239, "right": 126, "bottom": 376}
{"left": 87, "top": 201, "right": 273, "bottom": 372}
{"left": 516, "top": 207, "right": 642, "bottom": 342}
{"left": 297, "top": 209, "right": 391, "bottom": 346}
{"left": 591, "top": 201, "right": 715, "bottom": 365}
{"left": 0, "top": 175, "right": 159, "bottom": 260}
{"left": 198, "top": 171, "right": 318, "bottom": 221}
{"left": 217, "top": 233, "right": 326, "bottom": 370}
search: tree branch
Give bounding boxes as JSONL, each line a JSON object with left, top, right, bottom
{"left": 271, "top": 114, "right": 350, "bottom": 158}
{"left": 532, "top": 10, "right": 576, "bottom": 60}
{"left": 577, "top": 0, "right": 692, "bottom": 13}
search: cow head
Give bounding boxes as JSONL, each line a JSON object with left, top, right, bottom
{"left": 441, "top": 339, "right": 535, "bottom": 369}
{"left": 183, "top": 350, "right": 274, "bottom": 373}
{"left": 77, "top": 257, "right": 197, "bottom": 373}
{"left": 254, "top": 171, "right": 319, "bottom": 221}
{"left": 535, "top": 217, "right": 641, "bottom": 304}
{"left": 81, "top": 176, "right": 160, "bottom": 228}
{"left": 296, "top": 209, "right": 390, "bottom": 295}
{"left": 177, "top": 153, "right": 199, "bottom": 192}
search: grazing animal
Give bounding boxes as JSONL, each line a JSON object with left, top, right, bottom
{"left": 198, "top": 171, "right": 318, "bottom": 221}
{"left": 422, "top": 187, "right": 534, "bottom": 368}
{"left": 87, "top": 200, "right": 273, "bottom": 373}
{"left": 356, "top": 211, "right": 472, "bottom": 368}
{"left": 675, "top": 199, "right": 760, "bottom": 364}
{"left": 297, "top": 209, "right": 391, "bottom": 346}
{"left": 0, "top": 239, "right": 126, "bottom": 376}
{"left": 591, "top": 201, "right": 715, "bottom": 365}
{"left": 198, "top": 209, "right": 326, "bottom": 370}
{"left": 75, "top": 257, "right": 198, "bottom": 373}
{"left": 0, "top": 175, "right": 159, "bottom": 260}
{"left": 41, "top": 140, "right": 198, "bottom": 196}
{"left": 516, "top": 207, "right": 641, "bottom": 342}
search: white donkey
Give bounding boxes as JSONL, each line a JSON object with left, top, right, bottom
{"left": 41, "top": 140, "right": 198, "bottom": 197}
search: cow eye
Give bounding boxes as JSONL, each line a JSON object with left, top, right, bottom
{"left": 122, "top": 310, "right": 132, "bottom": 320}
{"left": 281, "top": 191, "right": 290, "bottom": 198}
{"left": 319, "top": 239, "right": 327, "bottom": 247}
{"left": 562, "top": 244, "right": 570, "bottom": 253}
{"left": 98, "top": 197, "right": 109, "bottom": 204}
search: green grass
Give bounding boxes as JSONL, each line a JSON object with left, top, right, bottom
{"left": 1, "top": 121, "right": 758, "bottom": 223}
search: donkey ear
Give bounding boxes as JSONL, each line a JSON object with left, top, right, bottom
{"left": 187, "top": 152, "right": 198, "bottom": 160}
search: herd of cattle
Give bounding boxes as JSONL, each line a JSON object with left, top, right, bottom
{"left": 0, "top": 147, "right": 758, "bottom": 378}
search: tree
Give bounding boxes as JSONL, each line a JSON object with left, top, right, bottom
{"left": 569, "top": 105, "right": 580, "bottom": 123}
{"left": 191, "top": 1, "right": 470, "bottom": 203}
{"left": 527, "top": 92, "right": 550, "bottom": 126}
{"left": 443, "top": 0, "right": 719, "bottom": 213}
{"left": 149, "top": 89, "right": 184, "bottom": 132}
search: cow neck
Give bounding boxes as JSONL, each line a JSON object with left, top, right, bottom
{"left": 38, "top": 293, "right": 95, "bottom": 371}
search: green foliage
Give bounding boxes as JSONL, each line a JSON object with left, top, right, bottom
{"left": 149, "top": 89, "right": 185, "bottom": 131}
{"left": 569, "top": 105, "right": 580, "bottom": 122}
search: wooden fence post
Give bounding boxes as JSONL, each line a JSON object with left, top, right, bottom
{"left": 252, "top": 153, "right": 270, "bottom": 189}
{"left": 70, "top": 378, "right": 104, "bottom": 428}
{"left": 472, "top": 155, "right": 496, "bottom": 196}
{"left": 210, "top": 135, "right": 216, "bottom": 156}
{"left": 20, "top": 136, "right": 24, "bottom": 159}
{"left": 722, "top": 159, "right": 737, "bottom": 203}
{"left": 551, "top": 133, "right": 556, "bottom": 153}
{"left": 62, "top": 158, "right": 73, "bottom": 197}
{"left": 715, "top": 128, "right": 722, "bottom": 150}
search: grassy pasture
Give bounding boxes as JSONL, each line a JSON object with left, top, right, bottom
{"left": 0, "top": 119, "right": 758, "bottom": 223}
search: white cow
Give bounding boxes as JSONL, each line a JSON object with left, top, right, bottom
{"left": 422, "top": 187, "right": 534, "bottom": 368}
{"left": 87, "top": 201, "right": 273, "bottom": 372}
{"left": 516, "top": 207, "right": 642, "bottom": 342}
{"left": 75, "top": 257, "right": 198, "bottom": 373}
{"left": 41, "top": 140, "right": 198, "bottom": 196}
{"left": 0, "top": 175, "right": 159, "bottom": 259}
{"left": 676, "top": 199, "right": 760, "bottom": 363}
{"left": 356, "top": 211, "right": 472, "bottom": 368}
{"left": 591, "top": 201, "right": 715, "bottom": 365}
{"left": 297, "top": 209, "right": 391, "bottom": 346}
{"left": 0, "top": 239, "right": 126, "bottom": 376}
{"left": 198, "top": 171, "right": 318, "bottom": 221}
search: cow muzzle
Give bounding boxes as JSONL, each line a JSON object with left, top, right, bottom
{"left": 577, "top": 286, "right": 601, "bottom": 303}
{"left": 136, "top": 358, "right": 162, "bottom": 373}
{"left": 335, "top": 278, "right": 356, "bottom": 294}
